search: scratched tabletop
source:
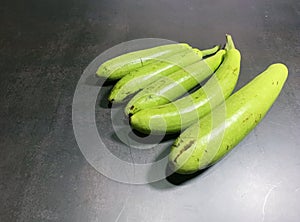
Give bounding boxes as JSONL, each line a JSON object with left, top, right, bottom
{"left": 1, "top": 0, "right": 300, "bottom": 221}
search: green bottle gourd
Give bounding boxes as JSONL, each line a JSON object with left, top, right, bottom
{"left": 169, "top": 63, "right": 288, "bottom": 174}
{"left": 96, "top": 43, "right": 192, "bottom": 80}
{"left": 129, "top": 35, "right": 240, "bottom": 134}
{"left": 109, "top": 46, "right": 220, "bottom": 103}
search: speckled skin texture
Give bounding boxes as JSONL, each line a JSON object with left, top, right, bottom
{"left": 1, "top": 0, "right": 300, "bottom": 221}
{"left": 169, "top": 64, "right": 288, "bottom": 173}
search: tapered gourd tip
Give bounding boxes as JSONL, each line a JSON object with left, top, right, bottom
{"left": 269, "top": 63, "right": 288, "bottom": 71}
{"left": 268, "top": 63, "right": 289, "bottom": 79}
{"left": 225, "top": 34, "right": 235, "bottom": 50}
{"left": 201, "top": 45, "right": 221, "bottom": 57}
{"left": 128, "top": 113, "right": 151, "bottom": 134}
{"left": 96, "top": 64, "right": 109, "bottom": 78}
{"left": 212, "top": 44, "right": 221, "bottom": 51}
{"left": 95, "top": 67, "right": 101, "bottom": 76}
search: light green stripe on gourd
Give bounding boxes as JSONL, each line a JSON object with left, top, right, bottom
{"left": 169, "top": 63, "right": 288, "bottom": 174}
{"left": 96, "top": 43, "right": 192, "bottom": 80}
{"left": 129, "top": 35, "right": 241, "bottom": 134}
{"left": 109, "top": 45, "right": 220, "bottom": 103}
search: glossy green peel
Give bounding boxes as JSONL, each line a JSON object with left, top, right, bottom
{"left": 109, "top": 46, "right": 220, "bottom": 103}
{"left": 96, "top": 43, "right": 192, "bottom": 80}
{"left": 129, "top": 35, "right": 241, "bottom": 134}
{"left": 169, "top": 63, "right": 288, "bottom": 174}
{"left": 125, "top": 48, "right": 226, "bottom": 115}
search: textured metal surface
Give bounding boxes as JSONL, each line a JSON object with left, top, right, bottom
{"left": 1, "top": 0, "right": 300, "bottom": 221}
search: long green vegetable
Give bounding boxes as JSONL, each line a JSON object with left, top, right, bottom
{"left": 109, "top": 46, "right": 220, "bottom": 103}
{"left": 129, "top": 35, "right": 240, "bottom": 133}
{"left": 169, "top": 63, "right": 288, "bottom": 174}
{"left": 125, "top": 47, "right": 226, "bottom": 115}
{"left": 96, "top": 43, "right": 192, "bottom": 80}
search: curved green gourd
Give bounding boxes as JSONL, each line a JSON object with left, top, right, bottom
{"left": 125, "top": 49, "right": 225, "bottom": 114}
{"left": 129, "top": 35, "right": 240, "bottom": 134}
{"left": 109, "top": 46, "right": 220, "bottom": 103}
{"left": 96, "top": 43, "right": 192, "bottom": 80}
{"left": 169, "top": 63, "right": 288, "bottom": 174}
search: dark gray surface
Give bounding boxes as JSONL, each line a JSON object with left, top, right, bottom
{"left": 1, "top": 0, "right": 300, "bottom": 221}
